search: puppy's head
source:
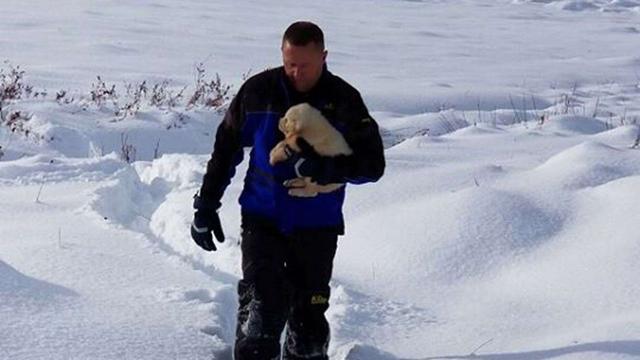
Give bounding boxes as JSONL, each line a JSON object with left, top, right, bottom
{"left": 279, "top": 103, "right": 317, "bottom": 135}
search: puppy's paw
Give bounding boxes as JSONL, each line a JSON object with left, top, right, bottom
{"left": 288, "top": 187, "right": 319, "bottom": 197}
{"left": 269, "top": 141, "right": 289, "bottom": 165}
{"left": 315, "top": 183, "right": 345, "bottom": 194}
{"left": 283, "top": 177, "right": 319, "bottom": 197}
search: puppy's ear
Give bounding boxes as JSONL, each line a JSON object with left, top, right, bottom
{"left": 278, "top": 116, "right": 287, "bottom": 133}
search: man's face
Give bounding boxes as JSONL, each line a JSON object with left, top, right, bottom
{"left": 282, "top": 40, "right": 327, "bottom": 93}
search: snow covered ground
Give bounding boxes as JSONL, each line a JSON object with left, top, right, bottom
{"left": 2, "top": 0, "right": 640, "bottom": 359}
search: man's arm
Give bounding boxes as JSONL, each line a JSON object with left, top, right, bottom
{"left": 191, "top": 86, "right": 248, "bottom": 251}
{"left": 339, "top": 90, "right": 385, "bottom": 184}
{"left": 198, "top": 86, "right": 247, "bottom": 207}
{"left": 293, "top": 90, "right": 385, "bottom": 185}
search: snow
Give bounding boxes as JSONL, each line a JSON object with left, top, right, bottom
{"left": 2, "top": 0, "right": 640, "bottom": 359}
{"left": 515, "top": 0, "right": 640, "bottom": 12}
{"left": 0, "top": 182, "right": 232, "bottom": 360}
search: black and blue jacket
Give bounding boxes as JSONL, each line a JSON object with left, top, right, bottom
{"left": 199, "top": 66, "right": 385, "bottom": 234}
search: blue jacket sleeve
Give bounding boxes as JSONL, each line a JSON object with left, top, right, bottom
{"left": 198, "top": 86, "right": 247, "bottom": 207}
{"left": 336, "top": 91, "right": 385, "bottom": 184}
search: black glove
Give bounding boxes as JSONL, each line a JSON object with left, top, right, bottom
{"left": 289, "top": 138, "right": 350, "bottom": 185}
{"left": 190, "top": 194, "right": 224, "bottom": 251}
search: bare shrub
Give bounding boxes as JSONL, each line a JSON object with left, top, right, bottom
{"left": 90, "top": 76, "right": 117, "bottom": 107}
{"left": 538, "top": 113, "right": 547, "bottom": 126}
{"left": 592, "top": 96, "right": 600, "bottom": 118}
{"left": 166, "top": 86, "right": 186, "bottom": 109}
{"left": 166, "top": 112, "right": 188, "bottom": 130}
{"left": 438, "top": 110, "right": 468, "bottom": 134}
{"left": 32, "top": 89, "right": 47, "bottom": 99}
{"left": 115, "top": 81, "right": 147, "bottom": 120}
{"left": 0, "top": 63, "right": 26, "bottom": 102}
{"left": 153, "top": 139, "right": 161, "bottom": 159}
{"left": 149, "top": 81, "right": 169, "bottom": 107}
{"left": 508, "top": 94, "right": 521, "bottom": 123}
{"left": 149, "top": 80, "right": 186, "bottom": 110}
{"left": 242, "top": 69, "right": 253, "bottom": 81}
{"left": 187, "top": 62, "right": 231, "bottom": 110}
{"left": 56, "top": 90, "right": 75, "bottom": 105}
{"left": 120, "top": 133, "right": 137, "bottom": 163}
{"left": 2, "top": 110, "right": 33, "bottom": 137}
{"left": 2, "top": 62, "right": 238, "bottom": 137}
{"left": 0, "top": 63, "right": 49, "bottom": 140}
{"left": 631, "top": 126, "right": 640, "bottom": 149}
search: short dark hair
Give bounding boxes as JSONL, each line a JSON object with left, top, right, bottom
{"left": 282, "top": 21, "right": 325, "bottom": 50}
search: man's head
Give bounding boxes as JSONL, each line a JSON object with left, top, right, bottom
{"left": 281, "top": 21, "right": 327, "bottom": 93}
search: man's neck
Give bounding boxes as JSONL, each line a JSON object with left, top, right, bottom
{"left": 285, "top": 65, "right": 329, "bottom": 97}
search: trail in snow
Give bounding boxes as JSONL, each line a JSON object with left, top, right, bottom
{"left": 0, "top": 165, "right": 233, "bottom": 359}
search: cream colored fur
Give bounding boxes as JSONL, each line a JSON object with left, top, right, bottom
{"left": 269, "top": 103, "right": 353, "bottom": 197}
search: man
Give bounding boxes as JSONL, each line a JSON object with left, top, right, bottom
{"left": 191, "top": 21, "right": 385, "bottom": 360}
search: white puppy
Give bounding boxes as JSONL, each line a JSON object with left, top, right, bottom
{"left": 269, "top": 103, "right": 352, "bottom": 197}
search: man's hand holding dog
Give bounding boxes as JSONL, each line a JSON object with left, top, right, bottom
{"left": 286, "top": 138, "right": 349, "bottom": 186}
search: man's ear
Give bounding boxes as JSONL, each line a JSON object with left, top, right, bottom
{"left": 322, "top": 50, "right": 328, "bottom": 62}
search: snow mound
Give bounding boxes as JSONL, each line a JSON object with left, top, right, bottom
{"left": 2, "top": 100, "right": 222, "bottom": 160}
{"left": 542, "top": 115, "right": 609, "bottom": 135}
{"left": 84, "top": 153, "right": 243, "bottom": 276}
{"left": 338, "top": 186, "right": 563, "bottom": 303}
{"left": 134, "top": 153, "right": 206, "bottom": 191}
{"left": 554, "top": 0, "right": 600, "bottom": 10}
{"left": 25, "top": 113, "right": 91, "bottom": 157}
{"left": 335, "top": 342, "right": 399, "bottom": 360}
{"left": 427, "top": 188, "right": 563, "bottom": 279}
{"left": 444, "top": 123, "right": 506, "bottom": 138}
{"left": 515, "top": 0, "right": 640, "bottom": 12}
{"left": 0, "top": 153, "right": 126, "bottom": 185}
{"left": 591, "top": 124, "right": 640, "bottom": 146}
{"left": 0, "top": 259, "right": 77, "bottom": 306}
{"left": 85, "top": 165, "right": 159, "bottom": 230}
{"left": 377, "top": 110, "right": 469, "bottom": 142}
{"left": 387, "top": 134, "right": 448, "bottom": 152}
{"left": 531, "top": 140, "right": 640, "bottom": 189}
{"left": 86, "top": 154, "right": 205, "bottom": 231}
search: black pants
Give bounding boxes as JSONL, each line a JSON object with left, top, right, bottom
{"left": 234, "top": 217, "right": 338, "bottom": 360}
